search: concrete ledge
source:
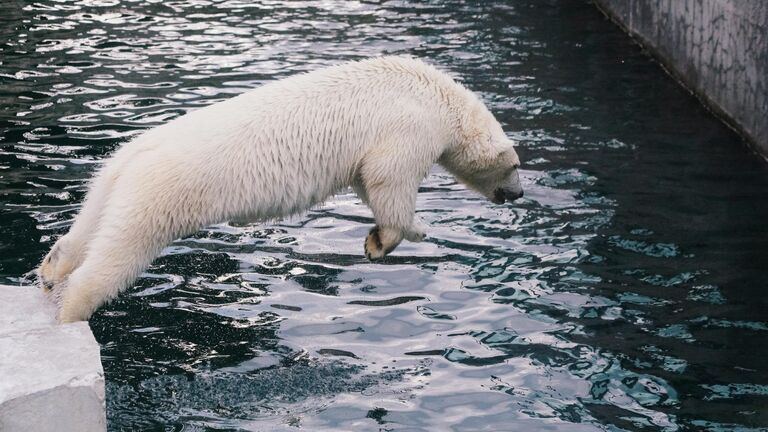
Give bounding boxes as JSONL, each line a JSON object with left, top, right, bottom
{"left": 594, "top": 0, "right": 768, "bottom": 159}
{"left": 0, "top": 285, "right": 106, "bottom": 432}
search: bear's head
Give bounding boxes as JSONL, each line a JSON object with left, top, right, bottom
{"left": 440, "top": 101, "right": 523, "bottom": 204}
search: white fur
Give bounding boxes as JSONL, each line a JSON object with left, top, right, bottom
{"left": 38, "top": 56, "right": 522, "bottom": 322}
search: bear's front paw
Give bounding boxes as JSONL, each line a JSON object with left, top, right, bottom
{"left": 364, "top": 226, "right": 402, "bottom": 260}
{"left": 364, "top": 226, "right": 386, "bottom": 260}
{"left": 404, "top": 216, "right": 428, "bottom": 243}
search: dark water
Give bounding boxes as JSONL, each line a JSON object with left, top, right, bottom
{"left": 2, "top": 1, "right": 767, "bottom": 430}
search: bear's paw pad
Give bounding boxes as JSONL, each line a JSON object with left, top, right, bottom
{"left": 364, "top": 226, "right": 390, "bottom": 260}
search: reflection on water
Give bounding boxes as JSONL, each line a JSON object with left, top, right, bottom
{"left": 2, "top": 1, "right": 767, "bottom": 430}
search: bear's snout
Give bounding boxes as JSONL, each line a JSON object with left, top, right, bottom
{"left": 492, "top": 187, "right": 524, "bottom": 204}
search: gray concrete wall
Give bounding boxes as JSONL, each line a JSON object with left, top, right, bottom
{"left": 594, "top": 0, "right": 768, "bottom": 158}
{"left": 0, "top": 286, "right": 106, "bottom": 432}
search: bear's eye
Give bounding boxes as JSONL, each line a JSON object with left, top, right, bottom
{"left": 504, "top": 162, "right": 520, "bottom": 175}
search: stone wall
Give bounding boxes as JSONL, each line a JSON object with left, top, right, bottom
{"left": 594, "top": 0, "right": 768, "bottom": 157}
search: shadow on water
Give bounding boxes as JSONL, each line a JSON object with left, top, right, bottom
{"left": 1, "top": 0, "right": 767, "bottom": 431}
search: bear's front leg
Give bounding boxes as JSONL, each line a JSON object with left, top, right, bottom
{"left": 360, "top": 171, "right": 425, "bottom": 260}
{"left": 358, "top": 133, "right": 436, "bottom": 260}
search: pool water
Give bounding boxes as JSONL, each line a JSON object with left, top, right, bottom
{"left": 2, "top": 1, "right": 767, "bottom": 430}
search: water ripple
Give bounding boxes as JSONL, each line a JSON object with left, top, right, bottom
{"left": 1, "top": 0, "right": 767, "bottom": 431}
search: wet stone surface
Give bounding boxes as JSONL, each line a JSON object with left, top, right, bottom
{"left": 1, "top": 1, "right": 767, "bottom": 431}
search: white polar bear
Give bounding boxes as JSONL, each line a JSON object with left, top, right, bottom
{"left": 38, "top": 56, "right": 523, "bottom": 322}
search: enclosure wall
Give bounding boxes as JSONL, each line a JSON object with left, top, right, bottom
{"left": 594, "top": 0, "right": 768, "bottom": 157}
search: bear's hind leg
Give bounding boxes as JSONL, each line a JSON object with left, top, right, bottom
{"left": 56, "top": 216, "right": 174, "bottom": 322}
{"left": 55, "top": 184, "right": 187, "bottom": 321}
{"left": 38, "top": 234, "right": 83, "bottom": 291}
{"left": 38, "top": 164, "right": 123, "bottom": 291}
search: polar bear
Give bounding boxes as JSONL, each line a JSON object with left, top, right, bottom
{"left": 37, "top": 56, "right": 523, "bottom": 322}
